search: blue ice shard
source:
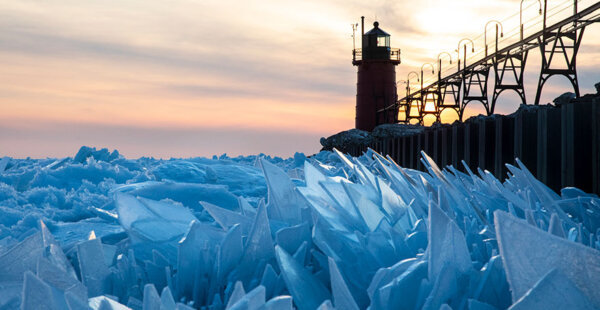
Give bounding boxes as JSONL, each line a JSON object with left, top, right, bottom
{"left": 160, "top": 287, "right": 176, "bottom": 310}
{"left": 237, "top": 202, "right": 275, "bottom": 282}
{"left": 64, "top": 291, "right": 93, "bottom": 310}
{"left": 547, "top": 213, "right": 565, "bottom": 238}
{"left": 370, "top": 259, "right": 427, "bottom": 310}
{"left": 508, "top": 269, "right": 595, "bottom": 310}
{"left": 226, "top": 285, "right": 265, "bottom": 309}
{"left": 316, "top": 300, "right": 335, "bottom": 310}
{"left": 494, "top": 210, "right": 600, "bottom": 307}
{"left": 40, "top": 221, "right": 77, "bottom": 278}
{"left": 274, "top": 246, "right": 331, "bottom": 310}
{"left": 0, "top": 221, "right": 75, "bottom": 284}
{"left": 226, "top": 281, "right": 246, "bottom": 308}
{"left": 143, "top": 284, "right": 161, "bottom": 310}
{"left": 367, "top": 258, "right": 418, "bottom": 300}
{"left": 0, "top": 156, "right": 9, "bottom": 172}
{"left": 200, "top": 201, "right": 252, "bottom": 234}
{"left": 217, "top": 224, "right": 244, "bottom": 285}
{"left": 422, "top": 264, "right": 464, "bottom": 310}
{"left": 264, "top": 296, "right": 293, "bottom": 310}
{"left": 88, "top": 296, "right": 130, "bottom": 310}
{"left": 276, "top": 223, "right": 311, "bottom": 256}
{"left": 175, "top": 304, "right": 194, "bottom": 310}
{"left": 37, "top": 256, "right": 88, "bottom": 304}
{"left": 328, "top": 257, "right": 359, "bottom": 310}
{"left": 77, "top": 235, "right": 111, "bottom": 297}
{"left": 115, "top": 193, "right": 197, "bottom": 261}
{"left": 21, "top": 271, "right": 60, "bottom": 310}
{"left": 260, "top": 159, "right": 303, "bottom": 225}
{"left": 342, "top": 182, "right": 386, "bottom": 232}
{"left": 175, "top": 220, "right": 224, "bottom": 302}
{"left": 470, "top": 256, "right": 510, "bottom": 309}
{"left": 428, "top": 201, "right": 472, "bottom": 280}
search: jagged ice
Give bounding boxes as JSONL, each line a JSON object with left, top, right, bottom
{"left": 0, "top": 146, "right": 599, "bottom": 309}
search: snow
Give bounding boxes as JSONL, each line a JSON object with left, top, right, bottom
{"left": 0, "top": 145, "right": 599, "bottom": 309}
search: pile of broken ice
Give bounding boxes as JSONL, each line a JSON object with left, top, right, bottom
{"left": 1, "top": 146, "right": 599, "bottom": 309}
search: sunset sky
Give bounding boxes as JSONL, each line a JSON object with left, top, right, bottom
{"left": 1, "top": 0, "right": 599, "bottom": 158}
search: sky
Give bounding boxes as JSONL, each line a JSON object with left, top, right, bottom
{"left": 1, "top": 0, "right": 599, "bottom": 158}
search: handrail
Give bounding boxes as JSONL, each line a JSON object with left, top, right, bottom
{"left": 353, "top": 48, "right": 401, "bottom": 62}
{"left": 397, "top": 1, "right": 600, "bottom": 103}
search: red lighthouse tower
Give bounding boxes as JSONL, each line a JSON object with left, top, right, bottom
{"left": 353, "top": 18, "right": 401, "bottom": 131}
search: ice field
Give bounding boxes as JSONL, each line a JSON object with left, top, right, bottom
{"left": 0, "top": 146, "right": 599, "bottom": 309}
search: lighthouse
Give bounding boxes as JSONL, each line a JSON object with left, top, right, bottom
{"left": 353, "top": 17, "right": 401, "bottom": 131}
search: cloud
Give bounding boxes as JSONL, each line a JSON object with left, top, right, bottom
{"left": 0, "top": 0, "right": 598, "bottom": 157}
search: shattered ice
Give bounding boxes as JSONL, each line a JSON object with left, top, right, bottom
{"left": 0, "top": 146, "right": 599, "bottom": 309}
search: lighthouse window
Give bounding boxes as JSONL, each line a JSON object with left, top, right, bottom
{"left": 377, "top": 36, "right": 389, "bottom": 47}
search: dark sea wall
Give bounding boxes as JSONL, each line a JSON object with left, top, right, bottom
{"left": 324, "top": 86, "right": 600, "bottom": 195}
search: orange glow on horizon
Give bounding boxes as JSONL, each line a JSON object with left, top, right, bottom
{"left": 1, "top": 0, "right": 599, "bottom": 157}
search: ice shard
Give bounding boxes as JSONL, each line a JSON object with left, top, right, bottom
{"left": 428, "top": 201, "right": 472, "bottom": 280}
{"left": 328, "top": 257, "right": 359, "bottom": 310}
{"left": 37, "top": 256, "right": 88, "bottom": 303}
{"left": 370, "top": 259, "right": 427, "bottom": 310}
{"left": 4, "top": 147, "right": 600, "bottom": 309}
{"left": 21, "top": 271, "right": 60, "bottom": 310}
{"left": 508, "top": 269, "right": 596, "bottom": 310}
{"left": 115, "top": 193, "right": 197, "bottom": 261}
{"left": 237, "top": 202, "right": 275, "bottom": 283}
{"left": 0, "top": 156, "right": 9, "bottom": 173}
{"left": 494, "top": 210, "right": 600, "bottom": 307}
{"left": 226, "top": 281, "right": 246, "bottom": 308}
{"left": 274, "top": 246, "right": 330, "bottom": 310}
{"left": 175, "top": 220, "right": 224, "bottom": 302}
{"left": 263, "top": 296, "right": 293, "bottom": 310}
{"left": 260, "top": 159, "right": 303, "bottom": 225}
{"left": 200, "top": 201, "right": 252, "bottom": 234}
{"left": 226, "top": 285, "right": 265, "bottom": 310}
{"left": 88, "top": 296, "right": 131, "bottom": 310}
{"left": 77, "top": 236, "right": 111, "bottom": 297}
{"left": 142, "top": 284, "right": 161, "bottom": 310}
{"left": 276, "top": 223, "right": 311, "bottom": 256}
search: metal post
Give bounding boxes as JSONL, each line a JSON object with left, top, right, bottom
{"left": 495, "top": 24, "right": 499, "bottom": 54}
{"left": 421, "top": 70, "right": 424, "bottom": 95}
{"left": 351, "top": 23, "right": 357, "bottom": 51}
{"left": 485, "top": 20, "right": 503, "bottom": 58}
{"left": 574, "top": 0, "right": 577, "bottom": 29}
{"left": 543, "top": 0, "right": 547, "bottom": 31}
{"left": 520, "top": 1, "right": 525, "bottom": 42}
{"left": 520, "top": 0, "right": 543, "bottom": 45}
{"left": 463, "top": 45, "right": 467, "bottom": 70}
{"left": 361, "top": 16, "right": 364, "bottom": 37}
{"left": 520, "top": 24, "right": 524, "bottom": 42}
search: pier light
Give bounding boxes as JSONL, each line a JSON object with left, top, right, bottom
{"left": 456, "top": 38, "right": 475, "bottom": 71}
{"left": 484, "top": 20, "right": 504, "bottom": 56}
{"left": 520, "top": 0, "right": 543, "bottom": 41}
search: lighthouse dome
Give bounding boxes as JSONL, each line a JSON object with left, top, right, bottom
{"left": 364, "top": 21, "right": 391, "bottom": 37}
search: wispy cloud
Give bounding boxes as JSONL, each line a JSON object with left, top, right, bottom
{"left": 0, "top": 0, "right": 598, "bottom": 157}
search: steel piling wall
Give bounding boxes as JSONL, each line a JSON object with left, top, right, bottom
{"left": 352, "top": 101, "right": 599, "bottom": 195}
